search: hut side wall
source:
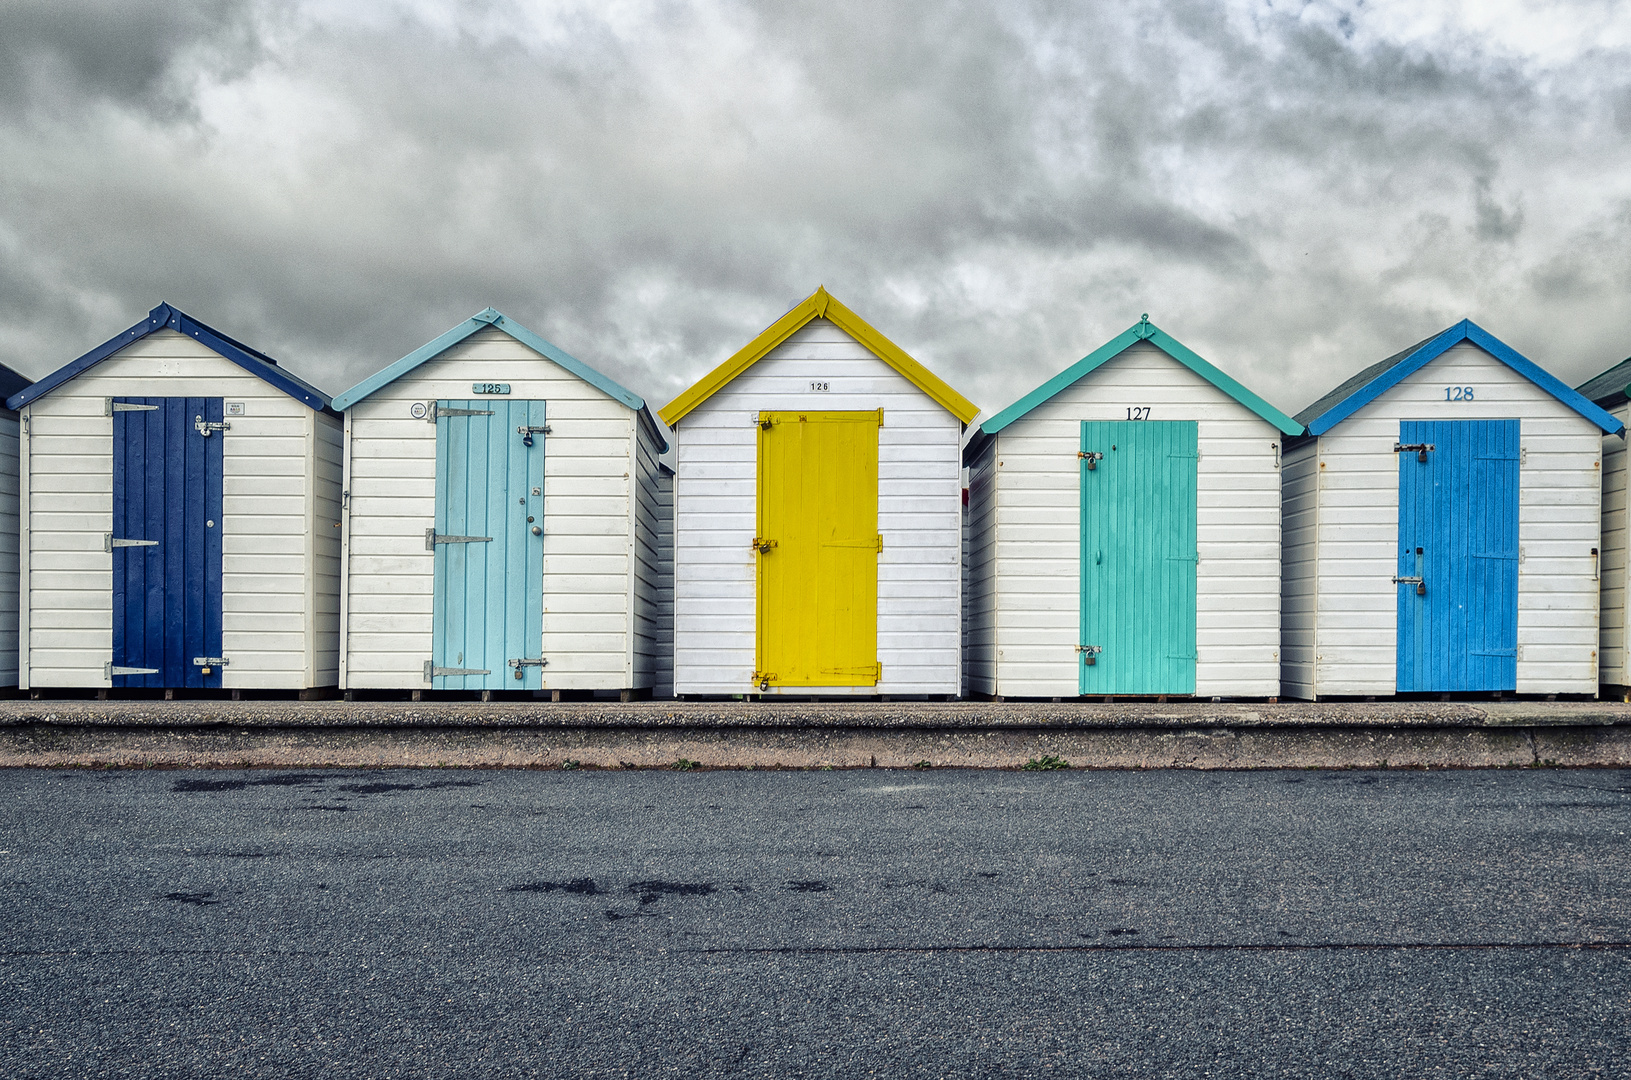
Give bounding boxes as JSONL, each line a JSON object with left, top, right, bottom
{"left": 653, "top": 466, "right": 675, "bottom": 699}
{"left": 964, "top": 436, "right": 998, "bottom": 696}
{"left": 1279, "top": 439, "right": 1320, "bottom": 700}
{"left": 341, "top": 326, "right": 648, "bottom": 690}
{"left": 310, "top": 413, "right": 344, "bottom": 686}
{"left": 672, "top": 317, "right": 963, "bottom": 696}
{"left": 985, "top": 342, "right": 1284, "bottom": 698}
{"left": 0, "top": 413, "right": 18, "bottom": 686}
{"left": 1600, "top": 403, "right": 1628, "bottom": 690}
{"left": 20, "top": 330, "right": 326, "bottom": 688}
{"left": 632, "top": 415, "right": 665, "bottom": 690}
{"left": 1309, "top": 341, "right": 1603, "bottom": 697}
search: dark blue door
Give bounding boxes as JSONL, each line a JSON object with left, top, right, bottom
{"left": 111, "top": 398, "right": 224, "bottom": 688}
{"left": 1396, "top": 419, "right": 1519, "bottom": 693}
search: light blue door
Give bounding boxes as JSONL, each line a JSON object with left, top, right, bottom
{"left": 1396, "top": 419, "right": 1519, "bottom": 693}
{"left": 431, "top": 399, "right": 546, "bottom": 690}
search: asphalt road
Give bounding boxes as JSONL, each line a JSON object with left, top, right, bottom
{"left": 2, "top": 767, "right": 1629, "bottom": 1078}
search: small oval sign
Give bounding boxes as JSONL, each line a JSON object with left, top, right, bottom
{"left": 473, "top": 382, "right": 511, "bottom": 395}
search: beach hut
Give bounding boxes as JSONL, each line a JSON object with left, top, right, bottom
{"left": 329, "top": 309, "right": 669, "bottom": 697}
{"left": 659, "top": 286, "right": 978, "bottom": 698}
{"left": 1578, "top": 357, "right": 1631, "bottom": 694}
{"left": 6, "top": 303, "right": 340, "bottom": 693}
{"left": 1282, "top": 320, "right": 1622, "bottom": 700}
{"left": 0, "top": 363, "right": 34, "bottom": 687}
{"left": 964, "top": 316, "right": 1301, "bottom": 700}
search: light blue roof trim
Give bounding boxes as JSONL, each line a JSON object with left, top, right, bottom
{"left": 975, "top": 316, "right": 1303, "bottom": 439}
{"left": 1303, "top": 319, "right": 1624, "bottom": 437}
{"left": 330, "top": 308, "right": 666, "bottom": 451}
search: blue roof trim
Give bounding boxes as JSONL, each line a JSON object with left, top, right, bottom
{"left": 1303, "top": 319, "right": 1624, "bottom": 437}
{"left": 974, "top": 317, "right": 1303, "bottom": 439}
{"left": 6, "top": 303, "right": 331, "bottom": 412}
{"left": 330, "top": 308, "right": 666, "bottom": 452}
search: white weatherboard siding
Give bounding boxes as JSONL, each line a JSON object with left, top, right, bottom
{"left": 1279, "top": 440, "right": 1319, "bottom": 700}
{"left": 653, "top": 466, "right": 675, "bottom": 698}
{"left": 1600, "top": 403, "right": 1628, "bottom": 689}
{"left": 310, "top": 413, "right": 344, "bottom": 686}
{"left": 672, "top": 318, "right": 963, "bottom": 696}
{"left": 341, "top": 326, "right": 655, "bottom": 690}
{"left": 20, "top": 330, "right": 336, "bottom": 689}
{"left": 1297, "top": 341, "right": 1602, "bottom": 698}
{"left": 980, "top": 341, "right": 1284, "bottom": 698}
{"left": 964, "top": 437, "right": 998, "bottom": 696}
{"left": 0, "top": 413, "right": 18, "bottom": 685}
{"left": 632, "top": 417, "right": 664, "bottom": 690}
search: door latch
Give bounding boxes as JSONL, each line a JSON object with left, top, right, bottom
{"left": 1394, "top": 442, "right": 1434, "bottom": 462}
{"left": 1078, "top": 451, "right": 1104, "bottom": 471}
{"left": 508, "top": 657, "right": 547, "bottom": 680}
{"left": 1393, "top": 575, "right": 1425, "bottom": 595}
{"left": 751, "top": 538, "right": 778, "bottom": 553}
{"left": 517, "top": 424, "right": 549, "bottom": 447}
{"left": 194, "top": 416, "right": 230, "bottom": 437}
{"left": 1077, "top": 644, "right": 1102, "bottom": 666}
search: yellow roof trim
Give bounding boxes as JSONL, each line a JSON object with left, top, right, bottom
{"left": 658, "top": 286, "right": 979, "bottom": 426}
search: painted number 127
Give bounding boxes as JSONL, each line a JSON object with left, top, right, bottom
{"left": 1445, "top": 386, "right": 1475, "bottom": 401}
{"left": 1126, "top": 406, "right": 1151, "bottom": 420}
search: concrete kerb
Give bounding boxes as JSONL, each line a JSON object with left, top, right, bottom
{"left": 4, "top": 720, "right": 1631, "bottom": 771}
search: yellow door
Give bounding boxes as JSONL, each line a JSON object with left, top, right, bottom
{"left": 755, "top": 410, "right": 881, "bottom": 687}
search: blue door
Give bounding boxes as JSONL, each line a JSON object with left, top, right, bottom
{"left": 1396, "top": 419, "right": 1519, "bottom": 692}
{"left": 430, "top": 400, "right": 546, "bottom": 690}
{"left": 110, "top": 398, "right": 224, "bottom": 688}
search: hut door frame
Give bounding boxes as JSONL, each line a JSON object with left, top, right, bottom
{"left": 429, "top": 399, "right": 546, "bottom": 691}
{"left": 1395, "top": 418, "right": 1519, "bottom": 693}
{"left": 753, "top": 410, "right": 881, "bottom": 689}
{"left": 1078, "top": 419, "right": 1198, "bottom": 695}
{"left": 110, "top": 397, "right": 224, "bottom": 688}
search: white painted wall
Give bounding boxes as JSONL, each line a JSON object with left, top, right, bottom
{"left": 1297, "top": 341, "right": 1603, "bottom": 697}
{"left": 1599, "top": 403, "right": 1627, "bottom": 689}
{"left": 19, "top": 329, "right": 337, "bottom": 689}
{"left": 671, "top": 317, "right": 964, "bottom": 696}
{"left": 972, "top": 341, "right": 1284, "bottom": 698}
{"left": 0, "top": 413, "right": 18, "bottom": 686}
{"left": 341, "top": 326, "right": 657, "bottom": 690}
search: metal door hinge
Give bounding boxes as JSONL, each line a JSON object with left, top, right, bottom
{"left": 424, "top": 660, "right": 491, "bottom": 680}
{"left": 104, "top": 662, "right": 159, "bottom": 679}
{"left": 508, "top": 657, "right": 547, "bottom": 680}
{"left": 105, "top": 534, "right": 158, "bottom": 553}
{"left": 1394, "top": 442, "right": 1434, "bottom": 462}
{"left": 107, "top": 399, "right": 158, "bottom": 415}
{"left": 194, "top": 416, "right": 229, "bottom": 437}
{"left": 426, "top": 528, "right": 493, "bottom": 550}
{"left": 434, "top": 406, "right": 495, "bottom": 418}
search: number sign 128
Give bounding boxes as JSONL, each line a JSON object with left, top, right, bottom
{"left": 1445, "top": 386, "right": 1474, "bottom": 401}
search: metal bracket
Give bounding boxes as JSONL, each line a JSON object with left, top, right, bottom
{"left": 104, "top": 662, "right": 160, "bottom": 679}
{"left": 107, "top": 399, "right": 158, "bottom": 415}
{"left": 194, "top": 416, "right": 230, "bottom": 437}
{"left": 426, "top": 529, "right": 494, "bottom": 550}
{"left": 105, "top": 534, "right": 159, "bottom": 553}
{"left": 423, "top": 660, "right": 491, "bottom": 680}
{"left": 1394, "top": 442, "right": 1434, "bottom": 462}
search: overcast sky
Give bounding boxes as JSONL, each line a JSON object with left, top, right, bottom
{"left": 4, "top": 0, "right": 1631, "bottom": 421}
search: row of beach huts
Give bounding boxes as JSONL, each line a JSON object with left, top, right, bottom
{"left": 0, "top": 287, "right": 1628, "bottom": 701}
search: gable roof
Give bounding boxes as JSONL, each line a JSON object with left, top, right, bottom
{"left": 6, "top": 302, "right": 331, "bottom": 412}
{"left": 0, "top": 362, "right": 32, "bottom": 408}
{"left": 658, "top": 287, "right": 978, "bottom": 426}
{"left": 330, "top": 308, "right": 666, "bottom": 452}
{"left": 1577, "top": 356, "right": 1631, "bottom": 411}
{"left": 1297, "top": 319, "right": 1623, "bottom": 437}
{"left": 972, "top": 315, "right": 1302, "bottom": 445}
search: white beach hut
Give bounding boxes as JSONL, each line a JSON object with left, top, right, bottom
{"left": 1282, "top": 320, "right": 1622, "bottom": 700}
{"left": 965, "top": 316, "right": 1301, "bottom": 700}
{"left": 658, "top": 287, "right": 978, "bottom": 698}
{"left": 1578, "top": 357, "right": 1631, "bottom": 695}
{"left": 329, "top": 309, "right": 669, "bottom": 698}
{"left": 6, "top": 303, "right": 341, "bottom": 693}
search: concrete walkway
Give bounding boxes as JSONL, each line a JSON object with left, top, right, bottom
{"left": 2, "top": 698, "right": 1629, "bottom": 769}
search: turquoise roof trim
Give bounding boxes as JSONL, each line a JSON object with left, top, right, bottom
{"left": 1301, "top": 319, "right": 1623, "bottom": 437}
{"left": 331, "top": 308, "right": 666, "bottom": 451}
{"left": 975, "top": 316, "right": 1303, "bottom": 439}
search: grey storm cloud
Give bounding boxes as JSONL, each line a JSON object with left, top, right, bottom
{"left": 2, "top": 0, "right": 1631, "bottom": 422}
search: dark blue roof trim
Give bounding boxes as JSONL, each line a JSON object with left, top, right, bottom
{"left": 6, "top": 303, "right": 331, "bottom": 412}
{"left": 1302, "top": 319, "right": 1623, "bottom": 437}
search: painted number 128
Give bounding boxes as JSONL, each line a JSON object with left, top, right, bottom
{"left": 1445, "top": 386, "right": 1475, "bottom": 400}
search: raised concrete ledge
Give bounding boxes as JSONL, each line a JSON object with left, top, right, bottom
{"left": 1, "top": 699, "right": 1629, "bottom": 731}
{"left": 4, "top": 722, "right": 1630, "bottom": 771}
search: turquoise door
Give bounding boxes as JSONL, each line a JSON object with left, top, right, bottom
{"left": 431, "top": 399, "right": 546, "bottom": 690}
{"left": 1079, "top": 420, "right": 1198, "bottom": 695}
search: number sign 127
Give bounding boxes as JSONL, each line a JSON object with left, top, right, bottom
{"left": 1445, "top": 386, "right": 1474, "bottom": 401}
{"left": 1125, "top": 406, "right": 1151, "bottom": 420}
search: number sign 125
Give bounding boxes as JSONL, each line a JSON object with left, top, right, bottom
{"left": 1445, "top": 386, "right": 1474, "bottom": 401}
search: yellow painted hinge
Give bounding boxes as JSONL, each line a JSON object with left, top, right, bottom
{"left": 876, "top": 535, "right": 884, "bottom": 552}
{"left": 876, "top": 408, "right": 884, "bottom": 427}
